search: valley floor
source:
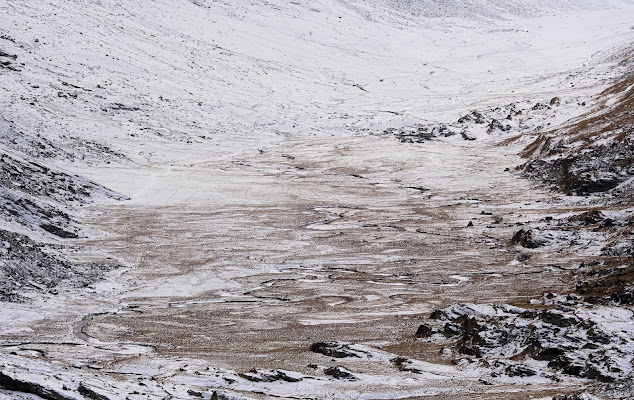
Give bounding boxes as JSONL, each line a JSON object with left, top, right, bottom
{"left": 1, "top": 1, "right": 634, "bottom": 399}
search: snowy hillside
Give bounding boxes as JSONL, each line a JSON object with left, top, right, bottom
{"left": 1, "top": 0, "right": 634, "bottom": 399}
{"left": 2, "top": 0, "right": 634, "bottom": 169}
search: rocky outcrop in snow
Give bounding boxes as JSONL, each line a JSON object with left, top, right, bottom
{"left": 520, "top": 63, "right": 634, "bottom": 198}
{"left": 0, "top": 229, "right": 117, "bottom": 301}
{"left": 383, "top": 98, "right": 570, "bottom": 143}
{"left": 416, "top": 301, "right": 634, "bottom": 383}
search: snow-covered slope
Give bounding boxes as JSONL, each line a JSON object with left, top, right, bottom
{"left": 2, "top": 0, "right": 634, "bottom": 169}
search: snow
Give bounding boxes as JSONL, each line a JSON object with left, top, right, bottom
{"left": 2, "top": 0, "right": 634, "bottom": 399}
{"left": 2, "top": 2, "right": 634, "bottom": 176}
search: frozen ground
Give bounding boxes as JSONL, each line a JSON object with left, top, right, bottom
{"left": 1, "top": 0, "right": 634, "bottom": 399}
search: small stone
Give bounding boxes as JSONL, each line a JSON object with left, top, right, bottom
{"left": 415, "top": 324, "right": 434, "bottom": 338}
{"left": 324, "top": 366, "right": 356, "bottom": 380}
{"left": 516, "top": 252, "right": 531, "bottom": 262}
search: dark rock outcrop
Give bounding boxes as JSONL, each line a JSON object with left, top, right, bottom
{"left": 323, "top": 366, "right": 356, "bottom": 380}
{"left": 310, "top": 342, "right": 361, "bottom": 358}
